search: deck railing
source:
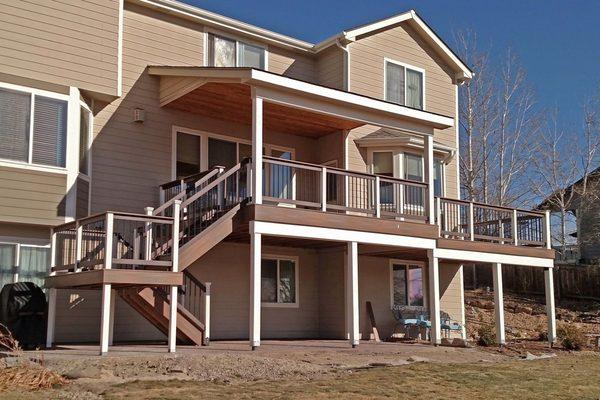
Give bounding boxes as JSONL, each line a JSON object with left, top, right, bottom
{"left": 51, "top": 211, "right": 178, "bottom": 274}
{"left": 436, "top": 197, "right": 549, "bottom": 247}
{"left": 262, "top": 156, "right": 428, "bottom": 221}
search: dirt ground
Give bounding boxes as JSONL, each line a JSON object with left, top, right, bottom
{"left": 1, "top": 290, "right": 599, "bottom": 399}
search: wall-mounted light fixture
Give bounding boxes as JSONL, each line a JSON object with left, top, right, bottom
{"left": 133, "top": 108, "right": 145, "bottom": 123}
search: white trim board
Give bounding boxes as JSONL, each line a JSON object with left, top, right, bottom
{"left": 250, "top": 221, "right": 437, "bottom": 249}
{"left": 433, "top": 248, "right": 554, "bottom": 268}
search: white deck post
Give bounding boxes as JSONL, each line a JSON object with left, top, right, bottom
{"left": 346, "top": 241, "right": 359, "bottom": 347}
{"left": 144, "top": 207, "right": 154, "bottom": 261}
{"left": 203, "top": 282, "right": 211, "bottom": 346}
{"left": 423, "top": 135, "right": 435, "bottom": 224}
{"left": 458, "top": 265, "right": 467, "bottom": 339}
{"left": 544, "top": 267, "right": 557, "bottom": 346}
{"left": 75, "top": 221, "right": 82, "bottom": 272}
{"left": 374, "top": 176, "right": 381, "bottom": 218}
{"left": 168, "top": 200, "right": 181, "bottom": 353}
{"left": 428, "top": 250, "right": 441, "bottom": 345}
{"left": 99, "top": 283, "right": 112, "bottom": 355}
{"left": 469, "top": 202, "right": 475, "bottom": 240}
{"left": 249, "top": 227, "right": 261, "bottom": 350}
{"left": 492, "top": 263, "right": 505, "bottom": 346}
{"left": 46, "top": 229, "right": 57, "bottom": 349}
{"left": 251, "top": 90, "right": 263, "bottom": 205}
{"left": 544, "top": 210, "right": 552, "bottom": 249}
{"left": 512, "top": 209, "right": 519, "bottom": 246}
{"left": 321, "top": 167, "right": 327, "bottom": 212}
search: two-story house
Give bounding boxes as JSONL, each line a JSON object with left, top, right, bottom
{"left": 0, "top": 0, "right": 556, "bottom": 355}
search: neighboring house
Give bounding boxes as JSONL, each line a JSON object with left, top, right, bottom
{"left": 0, "top": 0, "right": 557, "bottom": 354}
{"left": 539, "top": 166, "right": 600, "bottom": 264}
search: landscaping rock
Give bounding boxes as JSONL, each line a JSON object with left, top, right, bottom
{"left": 523, "top": 352, "right": 557, "bottom": 361}
{"left": 407, "top": 355, "right": 429, "bottom": 363}
{"left": 64, "top": 365, "right": 103, "bottom": 379}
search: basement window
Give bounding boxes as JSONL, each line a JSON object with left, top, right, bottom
{"left": 207, "top": 33, "right": 265, "bottom": 69}
{"left": 261, "top": 256, "right": 298, "bottom": 307}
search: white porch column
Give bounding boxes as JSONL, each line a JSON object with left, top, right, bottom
{"left": 99, "top": 283, "right": 112, "bottom": 355}
{"left": 544, "top": 267, "right": 557, "bottom": 346}
{"left": 346, "top": 241, "right": 359, "bottom": 347}
{"left": 423, "top": 135, "right": 435, "bottom": 224}
{"left": 249, "top": 230, "right": 262, "bottom": 350}
{"left": 492, "top": 263, "right": 505, "bottom": 346}
{"left": 428, "top": 250, "right": 441, "bottom": 345}
{"left": 251, "top": 90, "right": 263, "bottom": 205}
{"left": 168, "top": 200, "right": 181, "bottom": 353}
{"left": 458, "top": 265, "right": 467, "bottom": 339}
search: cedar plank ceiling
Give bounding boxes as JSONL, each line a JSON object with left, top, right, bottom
{"left": 165, "top": 83, "right": 363, "bottom": 137}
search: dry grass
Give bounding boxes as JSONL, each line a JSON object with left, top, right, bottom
{"left": 99, "top": 353, "right": 600, "bottom": 400}
{"left": 0, "top": 324, "right": 68, "bottom": 393}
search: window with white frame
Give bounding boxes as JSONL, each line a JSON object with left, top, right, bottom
{"left": 208, "top": 33, "right": 265, "bottom": 69}
{"left": 0, "top": 242, "right": 50, "bottom": 289}
{"left": 391, "top": 262, "right": 424, "bottom": 307}
{"left": 385, "top": 60, "right": 424, "bottom": 110}
{"left": 433, "top": 159, "right": 444, "bottom": 197}
{"left": 261, "top": 256, "right": 298, "bottom": 305}
{"left": 79, "top": 106, "right": 91, "bottom": 175}
{"left": 0, "top": 87, "right": 68, "bottom": 168}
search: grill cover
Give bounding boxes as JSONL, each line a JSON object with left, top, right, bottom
{"left": 0, "top": 282, "right": 47, "bottom": 350}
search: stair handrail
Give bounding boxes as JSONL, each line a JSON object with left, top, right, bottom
{"left": 181, "top": 159, "right": 248, "bottom": 209}
{"left": 154, "top": 167, "right": 224, "bottom": 216}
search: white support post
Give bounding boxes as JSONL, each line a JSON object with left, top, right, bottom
{"left": 544, "top": 267, "right": 557, "bottom": 346}
{"left": 423, "top": 135, "right": 435, "bottom": 224}
{"left": 435, "top": 197, "right": 441, "bottom": 235}
{"left": 168, "top": 200, "right": 181, "bottom": 353}
{"left": 544, "top": 210, "right": 551, "bottom": 249}
{"left": 108, "top": 289, "right": 116, "bottom": 346}
{"left": 249, "top": 230, "right": 261, "bottom": 350}
{"left": 251, "top": 91, "right": 263, "bottom": 205}
{"left": 75, "top": 221, "right": 82, "bottom": 272}
{"left": 159, "top": 187, "right": 165, "bottom": 208}
{"left": 346, "top": 241, "right": 359, "bottom": 347}
{"left": 246, "top": 162, "right": 253, "bottom": 199}
{"left": 105, "top": 213, "right": 114, "bottom": 270}
{"left": 144, "top": 207, "right": 154, "bottom": 261}
{"left": 321, "top": 167, "right": 327, "bottom": 212}
{"left": 469, "top": 203, "right": 475, "bottom": 241}
{"left": 374, "top": 176, "right": 381, "bottom": 218}
{"left": 458, "top": 265, "right": 467, "bottom": 339}
{"left": 46, "top": 229, "right": 57, "bottom": 349}
{"left": 99, "top": 283, "right": 112, "bottom": 355}
{"left": 512, "top": 209, "right": 519, "bottom": 246}
{"left": 492, "top": 263, "right": 505, "bottom": 346}
{"left": 428, "top": 250, "right": 441, "bottom": 345}
{"left": 203, "top": 282, "right": 211, "bottom": 346}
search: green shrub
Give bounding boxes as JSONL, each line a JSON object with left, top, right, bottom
{"left": 557, "top": 324, "right": 586, "bottom": 351}
{"left": 477, "top": 325, "right": 496, "bottom": 347}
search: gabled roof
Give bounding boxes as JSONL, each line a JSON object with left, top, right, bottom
{"left": 133, "top": 0, "right": 473, "bottom": 82}
{"left": 314, "top": 10, "right": 473, "bottom": 82}
{"left": 537, "top": 165, "right": 600, "bottom": 211}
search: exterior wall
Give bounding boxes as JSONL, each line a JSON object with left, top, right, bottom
{"left": 579, "top": 201, "right": 600, "bottom": 262}
{"left": 438, "top": 263, "right": 463, "bottom": 325}
{"left": 0, "top": 0, "right": 121, "bottom": 97}
{"left": 317, "top": 249, "right": 345, "bottom": 338}
{"left": 268, "top": 46, "right": 316, "bottom": 82}
{"left": 90, "top": 3, "right": 319, "bottom": 214}
{"left": 346, "top": 22, "right": 459, "bottom": 199}
{"left": 54, "top": 289, "right": 165, "bottom": 343}
{"left": 187, "top": 242, "right": 320, "bottom": 340}
{"left": 0, "top": 166, "right": 67, "bottom": 226}
{"left": 316, "top": 46, "right": 344, "bottom": 89}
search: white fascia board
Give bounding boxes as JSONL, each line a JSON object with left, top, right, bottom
{"left": 355, "top": 136, "right": 456, "bottom": 152}
{"left": 251, "top": 221, "right": 437, "bottom": 249}
{"left": 342, "top": 12, "right": 413, "bottom": 41}
{"left": 433, "top": 248, "right": 554, "bottom": 268}
{"left": 134, "top": 0, "right": 314, "bottom": 52}
{"left": 249, "top": 69, "right": 454, "bottom": 128}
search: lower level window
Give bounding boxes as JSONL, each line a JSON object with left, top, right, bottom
{"left": 261, "top": 257, "right": 297, "bottom": 305}
{"left": 0, "top": 243, "right": 50, "bottom": 289}
{"left": 391, "top": 263, "right": 423, "bottom": 307}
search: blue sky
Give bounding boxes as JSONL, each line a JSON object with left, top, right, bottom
{"left": 183, "top": 0, "right": 600, "bottom": 130}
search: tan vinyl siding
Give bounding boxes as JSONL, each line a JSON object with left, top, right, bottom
{"left": 347, "top": 22, "right": 459, "bottom": 199}
{"left": 75, "top": 177, "right": 90, "bottom": 219}
{"left": 0, "top": 0, "right": 120, "bottom": 96}
{"left": 0, "top": 166, "right": 67, "bottom": 225}
{"left": 268, "top": 46, "right": 316, "bottom": 83}
{"left": 439, "top": 263, "right": 463, "bottom": 326}
{"left": 187, "top": 242, "right": 319, "bottom": 340}
{"left": 91, "top": 3, "right": 318, "bottom": 214}
{"left": 316, "top": 46, "right": 344, "bottom": 89}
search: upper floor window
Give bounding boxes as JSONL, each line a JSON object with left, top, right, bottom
{"left": 0, "top": 86, "right": 67, "bottom": 168}
{"left": 385, "top": 60, "right": 424, "bottom": 110}
{"left": 208, "top": 33, "right": 265, "bottom": 69}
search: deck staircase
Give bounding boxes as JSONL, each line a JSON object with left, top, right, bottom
{"left": 116, "top": 160, "right": 250, "bottom": 345}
